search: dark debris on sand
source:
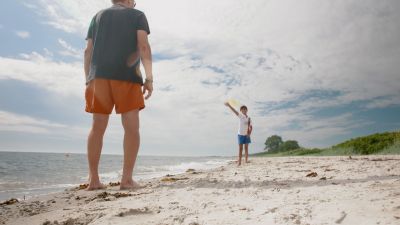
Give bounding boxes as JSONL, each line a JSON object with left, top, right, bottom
{"left": 97, "top": 192, "right": 132, "bottom": 199}
{"left": 0, "top": 198, "right": 19, "bottom": 206}
{"left": 108, "top": 182, "right": 121, "bottom": 187}
{"left": 76, "top": 184, "right": 89, "bottom": 190}
{"left": 84, "top": 191, "right": 134, "bottom": 203}
{"left": 306, "top": 172, "right": 318, "bottom": 177}
{"left": 161, "top": 177, "right": 189, "bottom": 182}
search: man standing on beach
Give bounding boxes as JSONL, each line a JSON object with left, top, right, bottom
{"left": 84, "top": 0, "right": 153, "bottom": 190}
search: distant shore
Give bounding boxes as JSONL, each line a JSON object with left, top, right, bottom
{"left": 1, "top": 155, "right": 400, "bottom": 225}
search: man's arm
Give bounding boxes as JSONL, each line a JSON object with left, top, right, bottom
{"left": 84, "top": 39, "right": 93, "bottom": 82}
{"left": 137, "top": 30, "right": 153, "bottom": 99}
{"left": 224, "top": 102, "right": 239, "bottom": 116}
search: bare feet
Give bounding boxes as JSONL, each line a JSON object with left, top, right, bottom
{"left": 86, "top": 182, "right": 106, "bottom": 191}
{"left": 120, "top": 179, "right": 142, "bottom": 190}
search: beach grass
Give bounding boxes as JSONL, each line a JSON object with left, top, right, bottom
{"left": 253, "top": 147, "right": 355, "bottom": 157}
{"left": 377, "top": 141, "right": 400, "bottom": 155}
{"left": 254, "top": 145, "right": 400, "bottom": 157}
{"left": 254, "top": 131, "right": 400, "bottom": 157}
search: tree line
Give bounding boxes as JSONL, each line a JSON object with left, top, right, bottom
{"left": 264, "top": 135, "right": 300, "bottom": 153}
{"left": 264, "top": 131, "right": 400, "bottom": 154}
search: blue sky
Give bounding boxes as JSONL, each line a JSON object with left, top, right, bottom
{"left": 0, "top": 0, "right": 399, "bottom": 156}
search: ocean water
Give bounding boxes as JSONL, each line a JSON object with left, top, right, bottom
{"left": 0, "top": 152, "right": 232, "bottom": 201}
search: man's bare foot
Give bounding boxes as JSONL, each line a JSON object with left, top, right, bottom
{"left": 120, "top": 179, "right": 142, "bottom": 190}
{"left": 246, "top": 160, "right": 250, "bottom": 163}
{"left": 86, "top": 183, "right": 106, "bottom": 191}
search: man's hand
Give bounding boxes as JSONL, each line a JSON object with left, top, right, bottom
{"left": 143, "top": 79, "right": 153, "bottom": 100}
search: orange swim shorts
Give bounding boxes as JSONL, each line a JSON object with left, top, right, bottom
{"left": 85, "top": 79, "right": 145, "bottom": 114}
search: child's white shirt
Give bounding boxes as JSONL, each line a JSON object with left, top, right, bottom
{"left": 238, "top": 113, "right": 251, "bottom": 135}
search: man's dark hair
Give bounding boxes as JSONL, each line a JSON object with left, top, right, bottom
{"left": 240, "top": 105, "right": 248, "bottom": 111}
{"left": 111, "top": 0, "right": 125, "bottom": 4}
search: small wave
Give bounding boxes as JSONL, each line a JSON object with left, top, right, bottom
{"left": 92, "top": 159, "right": 230, "bottom": 182}
{"left": 135, "top": 159, "right": 229, "bottom": 176}
{"left": 0, "top": 181, "right": 29, "bottom": 191}
{"left": 79, "top": 170, "right": 122, "bottom": 182}
{"left": 135, "top": 166, "right": 164, "bottom": 173}
{"left": 169, "top": 160, "right": 230, "bottom": 172}
{"left": 0, "top": 156, "right": 231, "bottom": 201}
{"left": 100, "top": 170, "right": 122, "bottom": 181}
{"left": 0, "top": 183, "right": 77, "bottom": 193}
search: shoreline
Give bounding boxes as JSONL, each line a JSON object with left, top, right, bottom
{"left": 0, "top": 154, "right": 233, "bottom": 203}
{"left": 1, "top": 155, "right": 400, "bottom": 225}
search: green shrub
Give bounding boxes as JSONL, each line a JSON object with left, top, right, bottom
{"left": 254, "top": 131, "right": 400, "bottom": 157}
{"left": 279, "top": 140, "right": 300, "bottom": 152}
{"left": 334, "top": 131, "right": 400, "bottom": 155}
{"left": 290, "top": 148, "right": 322, "bottom": 156}
{"left": 378, "top": 141, "right": 400, "bottom": 155}
{"left": 272, "top": 148, "right": 323, "bottom": 156}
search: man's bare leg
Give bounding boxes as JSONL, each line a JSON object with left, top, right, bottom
{"left": 245, "top": 143, "right": 249, "bottom": 163}
{"left": 238, "top": 144, "right": 243, "bottom": 166}
{"left": 120, "top": 109, "right": 141, "bottom": 190}
{"left": 87, "top": 113, "right": 109, "bottom": 190}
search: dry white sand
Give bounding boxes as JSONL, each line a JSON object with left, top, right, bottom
{"left": 1, "top": 155, "right": 400, "bottom": 225}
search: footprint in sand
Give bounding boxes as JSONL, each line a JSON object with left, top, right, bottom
{"left": 263, "top": 207, "right": 278, "bottom": 214}
{"left": 43, "top": 214, "right": 99, "bottom": 225}
{"left": 116, "top": 207, "right": 152, "bottom": 217}
{"left": 335, "top": 211, "right": 347, "bottom": 224}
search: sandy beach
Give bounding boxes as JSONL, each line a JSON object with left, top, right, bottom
{"left": 1, "top": 155, "right": 399, "bottom": 225}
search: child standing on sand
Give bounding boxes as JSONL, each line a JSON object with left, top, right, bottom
{"left": 224, "top": 102, "right": 253, "bottom": 166}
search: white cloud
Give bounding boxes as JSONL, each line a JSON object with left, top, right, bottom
{"left": 4, "top": 0, "right": 400, "bottom": 155}
{"left": 267, "top": 111, "right": 372, "bottom": 147}
{"left": 0, "top": 52, "right": 83, "bottom": 97}
{"left": 0, "top": 110, "right": 66, "bottom": 134}
{"left": 15, "top": 30, "right": 30, "bottom": 39}
{"left": 26, "top": 0, "right": 400, "bottom": 103}
{"left": 43, "top": 48, "right": 54, "bottom": 57}
{"left": 58, "top": 38, "right": 82, "bottom": 59}
{"left": 23, "top": 0, "right": 108, "bottom": 34}
{"left": 0, "top": 110, "right": 93, "bottom": 154}
{"left": 364, "top": 96, "right": 400, "bottom": 109}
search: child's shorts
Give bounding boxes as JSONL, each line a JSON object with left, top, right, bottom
{"left": 238, "top": 135, "right": 251, "bottom": 145}
{"left": 85, "top": 78, "right": 145, "bottom": 114}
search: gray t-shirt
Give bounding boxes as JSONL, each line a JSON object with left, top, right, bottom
{"left": 86, "top": 4, "right": 150, "bottom": 84}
